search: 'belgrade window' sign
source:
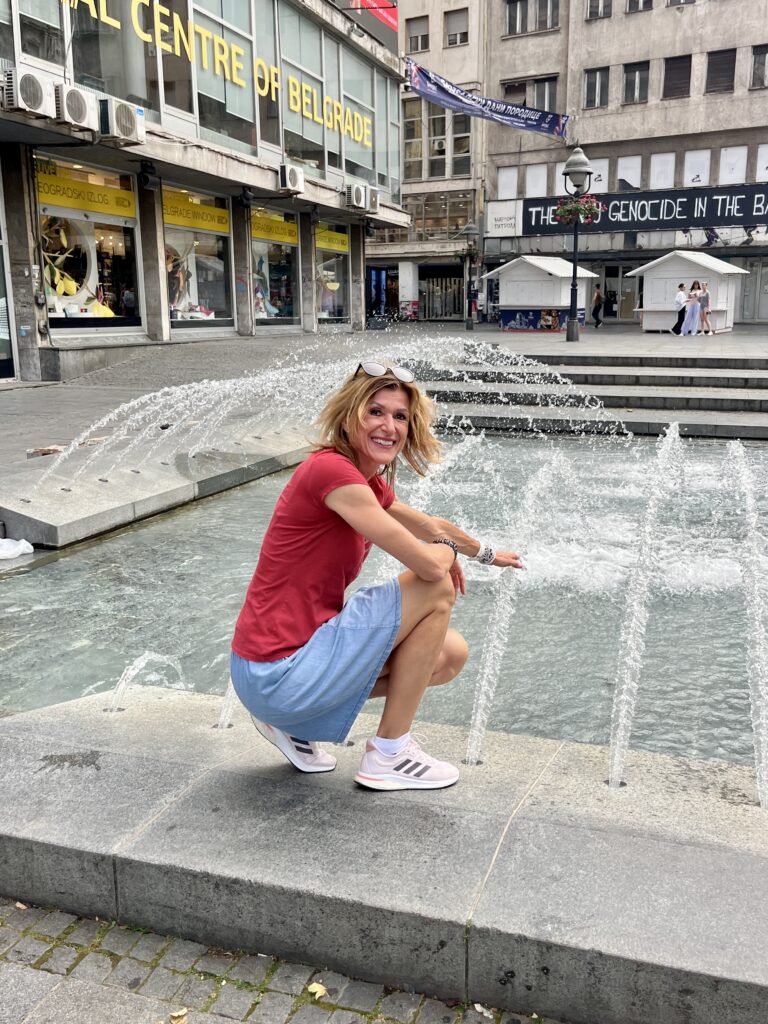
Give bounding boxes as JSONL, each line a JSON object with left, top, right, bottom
{"left": 523, "top": 183, "right": 768, "bottom": 235}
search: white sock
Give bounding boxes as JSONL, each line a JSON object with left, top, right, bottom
{"left": 372, "top": 732, "right": 410, "bottom": 756}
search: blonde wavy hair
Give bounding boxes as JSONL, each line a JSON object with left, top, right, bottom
{"left": 314, "top": 367, "right": 442, "bottom": 486}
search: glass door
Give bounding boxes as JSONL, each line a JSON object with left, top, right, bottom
{"left": 0, "top": 164, "right": 15, "bottom": 379}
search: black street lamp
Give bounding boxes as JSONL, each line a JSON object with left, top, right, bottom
{"left": 562, "top": 146, "right": 594, "bottom": 342}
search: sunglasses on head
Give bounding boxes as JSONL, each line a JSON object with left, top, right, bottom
{"left": 356, "top": 361, "right": 415, "bottom": 384}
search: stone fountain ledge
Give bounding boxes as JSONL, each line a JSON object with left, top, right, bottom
{"left": 0, "top": 427, "right": 309, "bottom": 553}
{"left": 1, "top": 688, "right": 767, "bottom": 1024}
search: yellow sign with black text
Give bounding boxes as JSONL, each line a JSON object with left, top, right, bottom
{"left": 162, "top": 191, "right": 231, "bottom": 233}
{"left": 37, "top": 172, "right": 137, "bottom": 218}
{"left": 316, "top": 227, "right": 349, "bottom": 253}
{"left": 251, "top": 213, "right": 299, "bottom": 245}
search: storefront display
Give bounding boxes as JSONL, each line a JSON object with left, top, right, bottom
{"left": 251, "top": 210, "right": 300, "bottom": 324}
{"left": 36, "top": 156, "right": 141, "bottom": 329}
{"left": 162, "top": 188, "right": 233, "bottom": 327}
{"left": 315, "top": 223, "right": 349, "bottom": 322}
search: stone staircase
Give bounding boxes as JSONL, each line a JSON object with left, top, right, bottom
{"left": 424, "top": 351, "right": 768, "bottom": 438}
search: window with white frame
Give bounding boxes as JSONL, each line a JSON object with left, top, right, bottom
{"left": 752, "top": 45, "right": 768, "bottom": 88}
{"left": 623, "top": 61, "right": 649, "bottom": 103}
{"left": 667, "top": 0, "right": 694, "bottom": 6}
{"left": 445, "top": 8, "right": 469, "bottom": 45}
{"left": 587, "top": 0, "right": 611, "bottom": 19}
{"left": 403, "top": 97, "right": 423, "bottom": 180}
{"left": 627, "top": 0, "right": 652, "bottom": 10}
{"left": 505, "top": 0, "right": 559, "bottom": 34}
{"left": 406, "top": 15, "right": 429, "bottom": 53}
{"left": 452, "top": 113, "right": 471, "bottom": 174}
{"left": 533, "top": 76, "right": 557, "bottom": 111}
{"left": 428, "top": 102, "right": 446, "bottom": 177}
{"left": 402, "top": 98, "right": 471, "bottom": 179}
{"left": 584, "top": 67, "right": 609, "bottom": 108}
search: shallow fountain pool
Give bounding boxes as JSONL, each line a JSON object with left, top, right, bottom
{"left": 2, "top": 431, "right": 767, "bottom": 769}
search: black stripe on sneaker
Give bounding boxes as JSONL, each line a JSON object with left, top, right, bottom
{"left": 293, "top": 744, "right": 313, "bottom": 754}
{"left": 393, "top": 759, "right": 412, "bottom": 772}
{"left": 412, "top": 764, "right": 431, "bottom": 778}
{"left": 402, "top": 761, "right": 422, "bottom": 775}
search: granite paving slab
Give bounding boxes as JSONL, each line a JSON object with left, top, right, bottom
{"left": 0, "top": 961, "right": 61, "bottom": 1024}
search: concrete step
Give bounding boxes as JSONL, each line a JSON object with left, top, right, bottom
{"left": 436, "top": 399, "right": 768, "bottom": 439}
{"left": 426, "top": 380, "right": 768, "bottom": 414}
{"left": 467, "top": 343, "right": 768, "bottom": 371}
{"left": 442, "top": 364, "right": 768, "bottom": 390}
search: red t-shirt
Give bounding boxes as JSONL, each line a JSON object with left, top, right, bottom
{"left": 232, "top": 449, "right": 395, "bottom": 662}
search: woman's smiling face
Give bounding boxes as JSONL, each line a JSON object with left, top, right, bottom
{"left": 348, "top": 384, "right": 409, "bottom": 478}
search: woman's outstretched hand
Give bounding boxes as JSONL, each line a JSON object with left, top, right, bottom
{"left": 492, "top": 550, "right": 525, "bottom": 569}
{"left": 449, "top": 560, "right": 466, "bottom": 596}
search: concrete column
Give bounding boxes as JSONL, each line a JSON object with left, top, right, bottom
{"left": 2, "top": 146, "right": 42, "bottom": 381}
{"left": 232, "top": 202, "right": 254, "bottom": 335}
{"left": 348, "top": 222, "right": 365, "bottom": 332}
{"left": 298, "top": 212, "right": 317, "bottom": 333}
{"left": 136, "top": 185, "right": 170, "bottom": 342}
{"left": 398, "top": 260, "right": 419, "bottom": 320}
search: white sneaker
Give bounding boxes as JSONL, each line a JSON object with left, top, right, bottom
{"left": 354, "top": 735, "right": 459, "bottom": 791}
{"left": 251, "top": 716, "right": 336, "bottom": 773}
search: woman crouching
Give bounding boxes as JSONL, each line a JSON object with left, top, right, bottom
{"left": 230, "top": 361, "right": 523, "bottom": 791}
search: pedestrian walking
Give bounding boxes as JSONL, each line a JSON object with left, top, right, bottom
{"left": 230, "top": 361, "right": 524, "bottom": 791}
{"left": 681, "top": 280, "right": 702, "bottom": 336}
{"left": 592, "top": 286, "right": 603, "bottom": 328}
{"left": 669, "top": 283, "right": 687, "bottom": 335}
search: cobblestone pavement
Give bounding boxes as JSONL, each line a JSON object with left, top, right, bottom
{"left": 0, "top": 897, "right": 561, "bottom": 1024}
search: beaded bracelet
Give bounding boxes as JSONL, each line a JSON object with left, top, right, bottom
{"left": 432, "top": 537, "right": 459, "bottom": 561}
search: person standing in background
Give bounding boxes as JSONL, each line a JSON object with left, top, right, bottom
{"left": 681, "top": 281, "right": 702, "bottom": 337}
{"left": 699, "top": 281, "right": 712, "bottom": 335}
{"left": 669, "top": 283, "right": 687, "bottom": 335}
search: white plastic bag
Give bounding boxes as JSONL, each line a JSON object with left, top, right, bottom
{"left": 0, "top": 538, "right": 33, "bottom": 560}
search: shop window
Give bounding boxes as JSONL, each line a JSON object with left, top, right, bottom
{"left": 316, "top": 223, "right": 349, "bottom": 322}
{"left": 0, "top": 0, "right": 14, "bottom": 62}
{"left": 71, "top": 2, "right": 159, "bottom": 111}
{"left": 20, "top": 0, "right": 64, "bottom": 64}
{"left": 706, "top": 49, "right": 736, "bottom": 93}
{"left": 0, "top": 248, "right": 12, "bottom": 378}
{"left": 663, "top": 55, "right": 691, "bottom": 98}
{"left": 445, "top": 9, "right": 469, "bottom": 46}
{"left": 752, "top": 45, "right": 768, "bottom": 89}
{"left": 251, "top": 211, "right": 300, "bottom": 325}
{"left": 406, "top": 16, "right": 429, "bottom": 53}
{"left": 623, "top": 61, "right": 648, "bottom": 103}
{"left": 36, "top": 158, "right": 141, "bottom": 329}
{"left": 585, "top": 67, "right": 609, "bottom": 108}
{"left": 162, "top": 188, "right": 233, "bottom": 326}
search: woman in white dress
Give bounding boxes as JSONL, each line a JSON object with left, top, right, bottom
{"left": 681, "top": 280, "right": 701, "bottom": 336}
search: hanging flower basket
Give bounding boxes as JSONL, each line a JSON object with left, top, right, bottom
{"left": 554, "top": 194, "right": 608, "bottom": 226}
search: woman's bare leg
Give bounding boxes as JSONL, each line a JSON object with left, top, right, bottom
{"left": 371, "top": 570, "right": 467, "bottom": 738}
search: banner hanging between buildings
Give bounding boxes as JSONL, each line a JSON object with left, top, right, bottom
{"left": 405, "top": 60, "right": 568, "bottom": 138}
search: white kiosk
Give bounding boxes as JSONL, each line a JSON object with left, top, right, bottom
{"left": 483, "top": 256, "right": 597, "bottom": 332}
{"left": 626, "top": 251, "right": 748, "bottom": 333}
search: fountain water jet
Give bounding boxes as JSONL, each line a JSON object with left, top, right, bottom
{"left": 728, "top": 440, "right": 768, "bottom": 809}
{"left": 608, "top": 423, "right": 686, "bottom": 789}
{"left": 106, "top": 651, "right": 185, "bottom": 713}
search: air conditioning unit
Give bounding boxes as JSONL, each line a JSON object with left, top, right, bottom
{"left": 278, "top": 164, "right": 305, "bottom": 193}
{"left": 54, "top": 84, "right": 99, "bottom": 132}
{"left": 434, "top": 139, "right": 446, "bottom": 152}
{"left": 345, "top": 183, "right": 367, "bottom": 210}
{"left": 3, "top": 67, "right": 57, "bottom": 119}
{"left": 98, "top": 98, "right": 146, "bottom": 145}
{"left": 368, "top": 187, "right": 380, "bottom": 214}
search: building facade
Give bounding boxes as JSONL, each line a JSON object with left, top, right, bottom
{"left": 0, "top": 0, "right": 405, "bottom": 381}
{"left": 367, "top": 0, "right": 768, "bottom": 325}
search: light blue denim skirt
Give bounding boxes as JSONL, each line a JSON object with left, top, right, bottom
{"left": 230, "top": 578, "right": 401, "bottom": 743}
